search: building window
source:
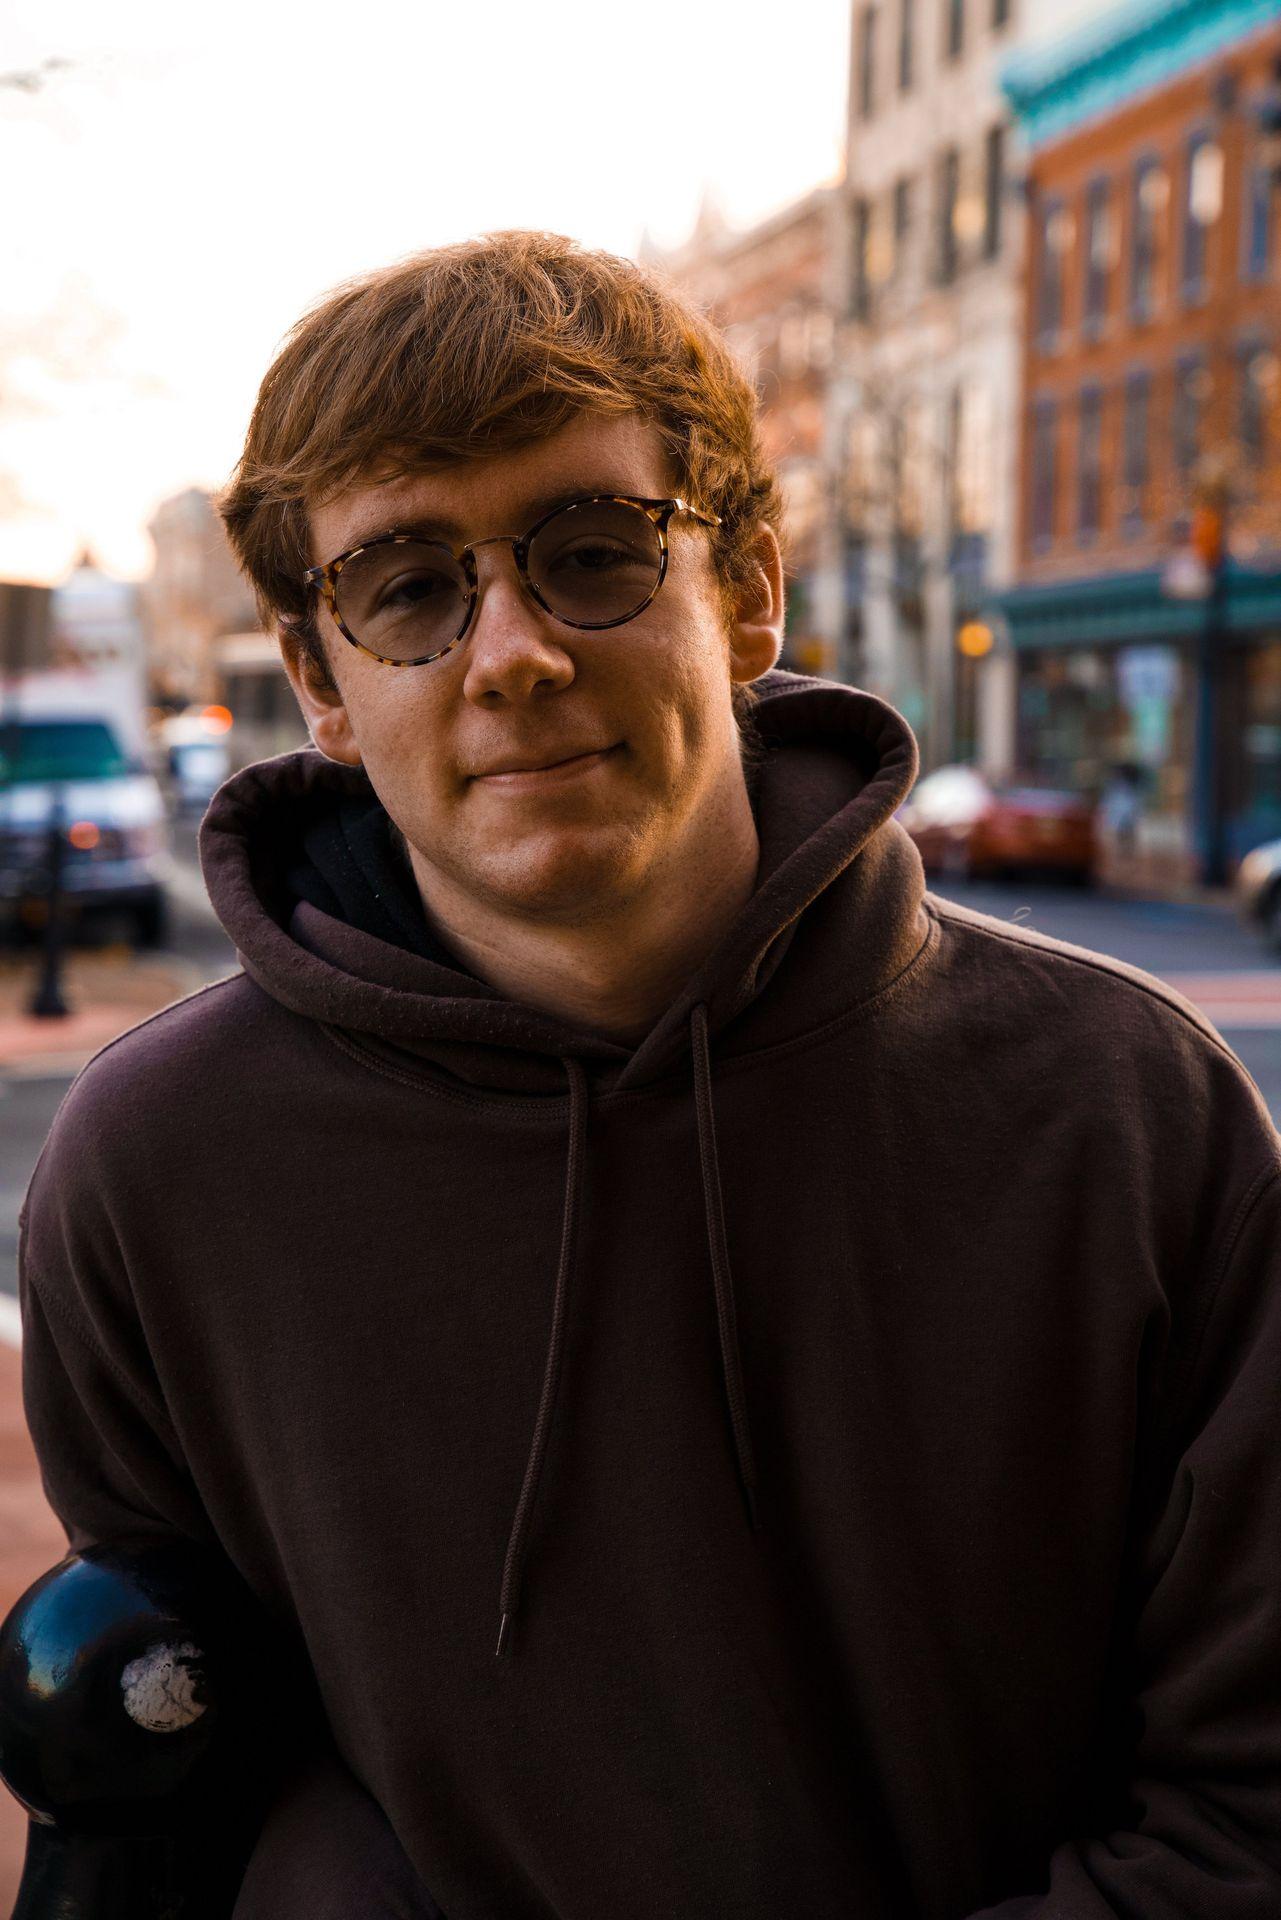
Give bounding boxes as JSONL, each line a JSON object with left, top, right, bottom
{"left": 1035, "top": 197, "right": 1070, "bottom": 346}
{"left": 898, "top": 0, "right": 915, "bottom": 91}
{"left": 1181, "top": 130, "right": 1222, "bottom": 301}
{"left": 1082, "top": 177, "right": 1113, "bottom": 337}
{"left": 944, "top": 0, "right": 964, "bottom": 62}
{"left": 852, "top": 197, "right": 871, "bottom": 319}
{"left": 1243, "top": 154, "right": 1276, "bottom": 281}
{"left": 1121, "top": 369, "right": 1151, "bottom": 528}
{"left": 937, "top": 147, "right": 960, "bottom": 284}
{"left": 1239, "top": 341, "right": 1274, "bottom": 468}
{"left": 893, "top": 175, "right": 914, "bottom": 270}
{"left": 1077, "top": 387, "right": 1104, "bottom": 540}
{"left": 857, "top": 5, "right": 878, "bottom": 120}
{"left": 1172, "top": 353, "right": 1206, "bottom": 474}
{"left": 845, "top": 413, "right": 880, "bottom": 533}
{"left": 1130, "top": 155, "right": 1167, "bottom": 322}
{"left": 1030, "top": 397, "right": 1058, "bottom": 549}
{"left": 983, "top": 125, "right": 1005, "bottom": 259}
{"left": 891, "top": 397, "right": 929, "bottom": 543}
{"left": 951, "top": 382, "right": 994, "bottom": 539}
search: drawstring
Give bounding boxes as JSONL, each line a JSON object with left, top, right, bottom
{"left": 496, "top": 1056, "right": 588, "bottom": 1658}
{"left": 495, "top": 1009, "right": 759, "bottom": 1656}
{"left": 690, "top": 1003, "right": 760, "bottom": 1533}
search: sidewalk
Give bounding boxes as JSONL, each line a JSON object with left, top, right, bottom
{"left": 0, "top": 1338, "right": 69, "bottom": 1907}
{"left": 0, "top": 946, "right": 204, "bottom": 1076}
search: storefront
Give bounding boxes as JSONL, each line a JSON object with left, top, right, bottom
{"left": 993, "top": 564, "right": 1281, "bottom": 887}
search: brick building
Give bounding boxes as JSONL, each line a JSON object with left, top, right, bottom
{"left": 142, "top": 487, "right": 259, "bottom": 706}
{"left": 651, "top": 189, "right": 841, "bottom": 677}
{"left": 1000, "top": 0, "right": 1281, "bottom": 888}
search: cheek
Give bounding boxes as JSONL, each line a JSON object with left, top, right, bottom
{"left": 344, "top": 677, "right": 454, "bottom": 801}
{"left": 629, "top": 604, "right": 731, "bottom": 753}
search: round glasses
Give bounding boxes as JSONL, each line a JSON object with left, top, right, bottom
{"left": 303, "top": 494, "right": 721, "bottom": 668}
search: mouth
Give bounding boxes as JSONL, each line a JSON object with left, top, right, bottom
{"left": 471, "top": 744, "right": 621, "bottom": 790}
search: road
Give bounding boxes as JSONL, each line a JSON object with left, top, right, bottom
{"left": 3, "top": 860, "right": 1281, "bottom": 1304}
{"left": 0, "top": 821, "right": 237, "bottom": 1309}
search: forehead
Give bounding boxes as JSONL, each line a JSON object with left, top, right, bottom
{"left": 310, "top": 412, "right": 677, "bottom": 559}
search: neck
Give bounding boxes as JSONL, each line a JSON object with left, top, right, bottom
{"left": 406, "top": 780, "right": 761, "bottom": 1045}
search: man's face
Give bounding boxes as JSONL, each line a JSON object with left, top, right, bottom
{"left": 289, "top": 412, "right": 781, "bottom": 929}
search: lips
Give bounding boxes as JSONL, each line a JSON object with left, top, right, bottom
{"left": 472, "top": 745, "right": 617, "bottom": 779}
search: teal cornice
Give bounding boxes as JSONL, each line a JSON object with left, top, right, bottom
{"left": 1001, "top": 0, "right": 1280, "bottom": 150}
{"left": 989, "top": 561, "right": 1281, "bottom": 648}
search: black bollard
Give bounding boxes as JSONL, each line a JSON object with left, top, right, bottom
{"left": 0, "top": 1539, "right": 303, "bottom": 1919}
{"left": 27, "top": 788, "right": 70, "bottom": 1021}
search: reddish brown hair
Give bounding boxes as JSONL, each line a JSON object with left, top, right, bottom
{"left": 218, "top": 231, "right": 782, "bottom": 705}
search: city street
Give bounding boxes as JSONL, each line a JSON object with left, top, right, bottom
{"left": 4, "top": 853, "right": 1281, "bottom": 1308}
{"left": 0, "top": 826, "right": 236, "bottom": 1312}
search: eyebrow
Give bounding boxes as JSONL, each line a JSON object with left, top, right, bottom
{"left": 332, "top": 481, "right": 649, "bottom": 556}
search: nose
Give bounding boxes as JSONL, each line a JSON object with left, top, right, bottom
{"left": 460, "top": 541, "right": 575, "bottom": 707}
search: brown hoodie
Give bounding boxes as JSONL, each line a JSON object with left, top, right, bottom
{"left": 18, "top": 670, "right": 1281, "bottom": 1918}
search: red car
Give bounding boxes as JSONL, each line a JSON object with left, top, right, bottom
{"left": 898, "top": 765, "right": 1098, "bottom": 884}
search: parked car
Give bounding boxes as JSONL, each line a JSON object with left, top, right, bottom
{"left": 0, "top": 714, "right": 171, "bottom": 947}
{"left": 898, "top": 765, "right": 1098, "bottom": 884}
{"left": 157, "top": 708, "right": 234, "bottom": 817}
{"left": 1235, "top": 836, "right": 1281, "bottom": 952}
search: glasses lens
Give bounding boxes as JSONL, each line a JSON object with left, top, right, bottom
{"left": 333, "top": 540, "right": 468, "bottom": 662}
{"left": 527, "top": 500, "right": 663, "bottom": 627}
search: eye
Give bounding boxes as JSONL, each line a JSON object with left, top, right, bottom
{"left": 542, "top": 536, "right": 652, "bottom": 574}
{"left": 375, "top": 565, "right": 457, "bottom": 610}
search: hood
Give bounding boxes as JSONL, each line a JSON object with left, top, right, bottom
{"left": 200, "top": 669, "right": 926, "bottom": 1095}
{"left": 199, "top": 668, "right": 929, "bottom": 1656}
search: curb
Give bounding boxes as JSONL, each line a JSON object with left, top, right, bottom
{"left": 0, "top": 1296, "right": 21, "bottom": 1350}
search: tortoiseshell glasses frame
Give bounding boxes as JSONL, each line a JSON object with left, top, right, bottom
{"left": 302, "top": 494, "right": 722, "bottom": 669}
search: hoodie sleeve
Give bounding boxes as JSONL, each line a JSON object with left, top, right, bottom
{"left": 17, "top": 1115, "right": 216, "bottom": 1558}
{"left": 966, "top": 1161, "right": 1281, "bottom": 1919}
{"left": 231, "top": 1745, "right": 445, "bottom": 1920}
{"left": 17, "top": 1271, "right": 212, "bottom": 1556}
{"left": 17, "top": 1106, "right": 442, "bottom": 1920}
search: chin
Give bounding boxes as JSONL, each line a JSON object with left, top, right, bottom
{"left": 471, "top": 822, "right": 651, "bottom": 922}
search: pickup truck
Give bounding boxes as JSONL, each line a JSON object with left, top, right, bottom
{"left": 0, "top": 713, "right": 171, "bottom": 948}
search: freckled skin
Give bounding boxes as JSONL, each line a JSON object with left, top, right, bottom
{"left": 279, "top": 413, "right": 785, "bottom": 1041}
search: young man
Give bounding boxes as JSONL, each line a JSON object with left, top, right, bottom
{"left": 19, "top": 232, "right": 1281, "bottom": 1918}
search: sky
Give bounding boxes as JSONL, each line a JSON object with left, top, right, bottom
{"left": 0, "top": 0, "right": 857, "bottom": 584}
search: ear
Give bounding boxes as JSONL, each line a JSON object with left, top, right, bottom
{"left": 727, "top": 522, "right": 785, "bottom": 685}
{"left": 277, "top": 616, "right": 363, "bottom": 767}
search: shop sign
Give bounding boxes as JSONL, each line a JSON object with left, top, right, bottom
{"left": 1117, "top": 645, "right": 1179, "bottom": 707}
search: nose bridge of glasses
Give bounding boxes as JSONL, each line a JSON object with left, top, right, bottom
{"left": 462, "top": 531, "right": 541, "bottom": 612}
{"left": 466, "top": 532, "right": 525, "bottom": 557}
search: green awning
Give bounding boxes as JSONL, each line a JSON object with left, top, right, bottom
{"left": 989, "top": 563, "right": 1281, "bottom": 651}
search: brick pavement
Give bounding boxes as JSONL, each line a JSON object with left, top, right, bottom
{"left": 0, "top": 948, "right": 202, "bottom": 1075}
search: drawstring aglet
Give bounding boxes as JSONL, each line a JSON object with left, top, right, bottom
{"left": 495, "top": 1611, "right": 513, "bottom": 1658}
{"left": 743, "top": 1482, "right": 759, "bottom": 1532}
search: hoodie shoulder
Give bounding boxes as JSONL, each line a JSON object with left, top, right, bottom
{"left": 923, "top": 893, "right": 1281, "bottom": 1370}
{"left": 927, "top": 886, "right": 1281, "bottom": 1096}
{"left": 927, "top": 891, "right": 1229, "bottom": 1047}
{"left": 33, "top": 971, "right": 306, "bottom": 1155}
